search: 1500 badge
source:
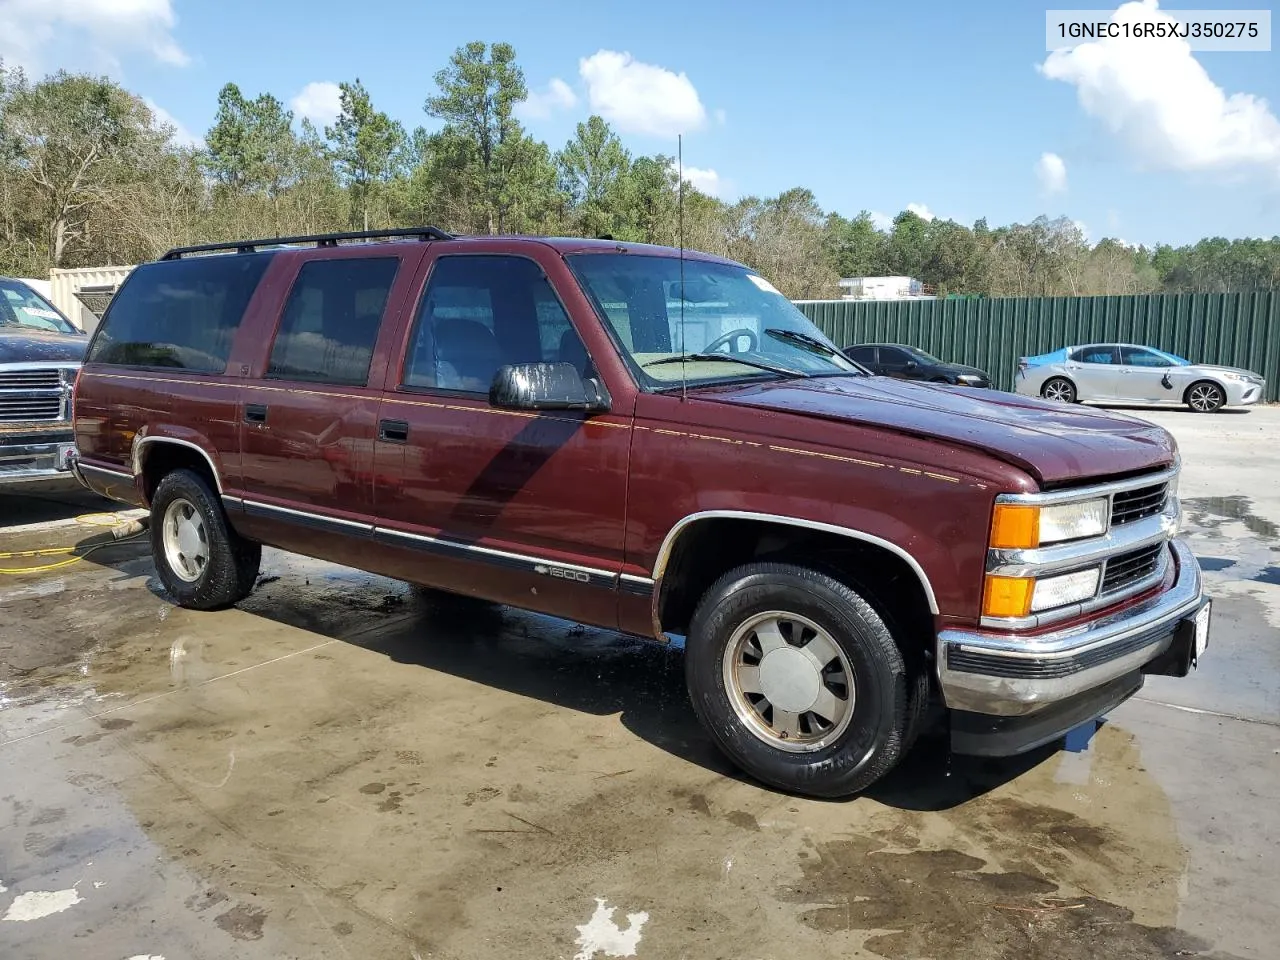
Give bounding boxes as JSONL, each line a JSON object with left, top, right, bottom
{"left": 534, "top": 564, "right": 591, "bottom": 582}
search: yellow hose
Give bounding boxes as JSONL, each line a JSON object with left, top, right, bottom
{"left": 0, "top": 512, "right": 148, "bottom": 575}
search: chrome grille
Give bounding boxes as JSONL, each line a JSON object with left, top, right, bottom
{"left": 0, "top": 395, "right": 63, "bottom": 421}
{"left": 1101, "top": 543, "right": 1163, "bottom": 594}
{"left": 1111, "top": 482, "right": 1168, "bottom": 526}
{"left": 0, "top": 369, "right": 61, "bottom": 390}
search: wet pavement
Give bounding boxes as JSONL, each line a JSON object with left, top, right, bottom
{"left": 1, "top": 407, "right": 1278, "bottom": 960}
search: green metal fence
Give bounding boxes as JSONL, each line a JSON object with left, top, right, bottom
{"left": 796, "top": 293, "right": 1280, "bottom": 402}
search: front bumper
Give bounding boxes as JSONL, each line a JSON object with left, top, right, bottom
{"left": 0, "top": 431, "right": 81, "bottom": 492}
{"left": 937, "top": 538, "right": 1204, "bottom": 718}
{"left": 1227, "top": 379, "right": 1266, "bottom": 406}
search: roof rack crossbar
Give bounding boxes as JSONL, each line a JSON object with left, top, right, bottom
{"left": 160, "top": 226, "right": 455, "bottom": 261}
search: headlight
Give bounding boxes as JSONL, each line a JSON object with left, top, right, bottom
{"left": 989, "top": 497, "right": 1109, "bottom": 549}
{"left": 1220, "top": 372, "right": 1248, "bottom": 382}
{"left": 957, "top": 374, "right": 984, "bottom": 385}
{"left": 982, "top": 567, "right": 1101, "bottom": 618}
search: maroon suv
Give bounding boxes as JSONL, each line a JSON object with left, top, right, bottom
{"left": 71, "top": 227, "right": 1210, "bottom": 797}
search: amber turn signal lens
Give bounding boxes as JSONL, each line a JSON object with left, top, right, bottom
{"left": 983, "top": 575, "right": 1034, "bottom": 619}
{"left": 990, "top": 504, "right": 1040, "bottom": 549}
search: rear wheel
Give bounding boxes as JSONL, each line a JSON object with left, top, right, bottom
{"left": 685, "top": 562, "right": 913, "bottom": 798}
{"left": 151, "top": 469, "right": 260, "bottom": 610}
{"left": 1041, "top": 377, "right": 1076, "bottom": 403}
{"left": 1186, "top": 381, "right": 1225, "bottom": 413}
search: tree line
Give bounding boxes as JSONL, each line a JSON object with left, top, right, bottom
{"left": 2, "top": 41, "right": 1278, "bottom": 300}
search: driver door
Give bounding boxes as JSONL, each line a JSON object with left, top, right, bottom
{"left": 1117, "top": 346, "right": 1175, "bottom": 402}
{"left": 878, "top": 346, "right": 918, "bottom": 379}
{"left": 368, "top": 250, "right": 631, "bottom": 628}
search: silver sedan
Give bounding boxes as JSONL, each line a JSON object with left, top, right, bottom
{"left": 1015, "top": 343, "right": 1266, "bottom": 413}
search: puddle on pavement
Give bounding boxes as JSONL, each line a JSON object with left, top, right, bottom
{"left": 1182, "top": 496, "right": 1279, "bottom": 540}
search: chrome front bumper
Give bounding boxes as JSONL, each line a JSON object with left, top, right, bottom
{"left": 0, "top": 433, "right": 81, "bottom": 491}
{"left": 937, "top": 538, "right": 1204, "bottom": 717}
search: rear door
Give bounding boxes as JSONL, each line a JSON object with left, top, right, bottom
{"left": 234, "top": 246, "right": 425, "bottom": 557}
{"left": 1065, "top": 345, "right": 1120, "bottom": 400}
{"left": 1118, "top": 346, "right": 1176, "bottom": 402}
{"left": 368, "top": 248, "right": 631, "bottom": 629}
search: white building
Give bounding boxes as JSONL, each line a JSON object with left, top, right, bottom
{"left": 837, "top": 276, "right": 936, "bottom": 301}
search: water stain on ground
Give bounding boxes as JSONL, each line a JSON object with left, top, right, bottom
{"left": 780, "top": 830, "right": 1243, "bottom": 959}
{"left": 213, "top": 903, "right": 268, "bottom": 941}
{"left": 1183, "top": 496, "right": 1280, "bottom": 540}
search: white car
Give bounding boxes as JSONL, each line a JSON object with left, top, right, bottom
{"left": 1016, "top": 343, "right": 1266, "bottom": 413}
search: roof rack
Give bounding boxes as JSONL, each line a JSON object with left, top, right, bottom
{"left": 159, "top": 226, "right": 455, "bottom": 261}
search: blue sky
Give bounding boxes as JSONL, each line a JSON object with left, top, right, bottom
{"left": 3, "top": 0, "right": 1278, "bottom": 246}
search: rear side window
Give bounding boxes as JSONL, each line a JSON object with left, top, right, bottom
{"left": 87, "top": 254, "right": 273, "bottom": 372}
{"left": 1072, "top": 345, "right": 1118, "bottom": 364}
{"left": 267, "top": 257, "right": 400, "bottom": 386}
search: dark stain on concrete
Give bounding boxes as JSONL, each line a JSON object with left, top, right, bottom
{"left": 333, "top": 921, "right": 354, "bottom": 936}
{"left": 377, "top": 791, "right": 404, "bottom": 813}
{"left": 779, "top": 833, "right": 1243, "bottom": 959}
{"left": 463, "top": 787, "right": 501, "bottom": 807}
{"left": 29, "top": 806, "right": 66, "bottom": 826}
{"left": 98, "top": 717, "right": 134, "bottom": 730}
{"left": 358, "top": 782, "right": 386, "bottom": 795}
{"left": 186, "top": 889, "right": 229, "bottom": 912}
{"left": 726, "top": 810, "right": 760, "bottom": 832}
{"left": 214, "top": 903, "right": 268, "bottom": 941}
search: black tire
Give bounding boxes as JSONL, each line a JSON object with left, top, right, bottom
{"left": 1041, "top": 376, "right": 1077, "bottom": 403}
{"left": 685, "top": 562, "right": 912, "bottom": 798}
{"left": 150, "top": 468, "right": 260, "bottom": 610}
{"left": 929, "top": 376, "right": 951, "bottom": 384}
{"left": 1185, "top": 380, "right": 1225, "bottom": 413}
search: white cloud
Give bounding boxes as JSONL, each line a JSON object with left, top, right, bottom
{"left": 0, "top": 0, "right": 187, "bottom": 75}
{"left": 1036, "top": 152, "right": 1068, "bottom": 193}
{"left": 290, "top": 81, "right": 343, "bottom": 128}
{"left": 869, "top": 211, "right": 894, "bottom": 230}
{"left": 517, "top": 78, "right": 578, "bottom": 121}
{"left": 145, "top": 99, "right": 201, "bottom": 148}
{"left": 579, "top": 50, "right": 706, "bottom": 137}
{"left": 671, "top": 163, "right": 722, "bottom": 197}
{"left": 1040, "top": 0, "right": 1280, "bottom": 180}
{"left": 906, "top": 202, "right": 935, "bottom": 221}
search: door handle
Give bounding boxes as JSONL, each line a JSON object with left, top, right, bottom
{"left": 379, "top": 419, "right": 409, "bottom": 443}
{"left": 244, "top": 403, "right": 268, "bottom": 424}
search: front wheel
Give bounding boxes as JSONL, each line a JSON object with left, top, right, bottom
{"left": 151, "top": 468, "right": 260, "bottom": 610}
{"left": 1186, "top": 381, "right": 1225, "bottom": 413}
{"left": 1041, "top": 377, "right": 1077, "bottom": 403}
{"left": 685, "top": 563, "right": 912, "bottom": 798}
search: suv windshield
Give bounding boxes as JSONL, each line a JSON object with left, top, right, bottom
{"left": 0, "top": 279, "right": 77, "bottom": 334}
{"left": 567, "top": 253, "right": 859, "bottom": 387}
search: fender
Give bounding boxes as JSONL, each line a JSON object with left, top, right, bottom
{"left": 132, "top": 431, "right": 225, "bottom": 498}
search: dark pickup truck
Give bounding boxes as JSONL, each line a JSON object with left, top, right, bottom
{"left": 71, "top": 227, "right": 1210, "bottom": 797}
{"left": 1, "top": 277, "right": 87, "bottom": 493}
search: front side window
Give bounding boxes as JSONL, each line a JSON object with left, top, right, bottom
{"left": 402, "top": 255, "right": 589, "bottom": 393}
{"left": 567, "top": 254, "right": 858, "bottom": 388}
{"left": 87, "top": 254, "right": 273, "bottom": 372}
{"left": 846, "top": 346, "right": 876, "bottom": 364}
{"left": 1121, "top": 347, "right": 1170, "bottom": 368}
{"left": 0, "top": 280, "right": 78, "bottom": 334}
{"left": 267, "top": 257, "right": 400, "bottom": 386}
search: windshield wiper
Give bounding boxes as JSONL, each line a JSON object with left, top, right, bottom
{"left": 642, "top": 353, "right": 807, "bottom": 378}
{"left": 764, "top": 328, "right": 839, "bottom": 357}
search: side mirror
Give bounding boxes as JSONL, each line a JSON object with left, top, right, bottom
{"left": 904, "top": 359, "right": 918, "bottom": 370}
{"left": 489, "top": 362, "right": 611, "bottom": 413}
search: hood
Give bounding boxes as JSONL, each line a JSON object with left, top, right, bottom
{"left": 0, "top": 327, "right": 89, "bottom": 365}
{"left": 1195, "top": 364, "right": 1263, "bottom": 380}
{"left": 696, "top": 376, "right": 1176, "bottom": 486}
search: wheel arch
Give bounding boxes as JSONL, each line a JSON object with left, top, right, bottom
{"left": 133, "top": 435, "right": 223, "bottom": 503}
{"left": 651, "top": 510, "right": 939, "bottom": 643}
{"left": 1182, "top": 377, "right": 1227, "bottom": 407}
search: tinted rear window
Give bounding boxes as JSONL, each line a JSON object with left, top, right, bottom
{"left": 87, "top": 254, "right": 273, "bottom": 372}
